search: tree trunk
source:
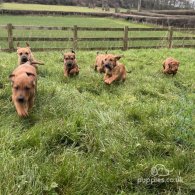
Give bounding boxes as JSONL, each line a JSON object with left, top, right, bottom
{"left": 138, "top": 0, "right": 142, "bottom": 12}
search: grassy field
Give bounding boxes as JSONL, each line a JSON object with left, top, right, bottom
{"left": 1, "top": 15, "right": 194, "bottom": 50}
{"left": 0, "top": 48, "right": 195, "bottom": 194}
{"left": 1, "top": 3, "right": 127, "bottom": 13}
{"left": 0, "top": 15, "right": 148, "bottom": 27}
{"left": 0, "top": 15, "right": 153, "bottom": 50}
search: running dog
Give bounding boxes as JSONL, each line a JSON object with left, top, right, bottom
{"left": 94, "top": 52, "right": 108, "bottom": 73}
{"left": 103, "top": 54, "right": 126, "bottom": 85}
{"left": 9, "top": 63, "right": 37, "bottom": 117}
{"left": 163, "top": 57, "right": 180, "bottom": 75}
{"left": 63, "top": 51, "right": 79, "bottom": 77}
{"left": 17, "top": 42, "right": 44, "bottom": 68}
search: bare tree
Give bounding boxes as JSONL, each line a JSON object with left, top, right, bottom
{"left": 138, "top": 0, "right": 142, "bottom": 11}
{"left": 102, "top": 0, "right": 109, "bottom": 11}
{"left": 1, "top": 0, "right": 195, "bottom": 10}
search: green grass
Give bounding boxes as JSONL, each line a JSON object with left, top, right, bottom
{"left": 2, "top": 2, "right": 127, "bottom": 13}
{"left": 0, "top": 15, "right": 149, "bottom": 27}
{"left": 0, "top": 48, "right": 195, "bottom": 194}
{"left": 0, "top": 15, "right": 151, "bottom": 49}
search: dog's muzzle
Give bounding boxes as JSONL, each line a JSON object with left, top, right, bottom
{"left": 105, "top": 64, "right": 112, "bottom": 71}
{"left": 66, "top": 62, "right": 73, "bottom": 68}
{"left": 21, "top": 56, "right": 28, "bottom": 64}
{"left": 17, "top": 96, "right": 25, "bottom": 104}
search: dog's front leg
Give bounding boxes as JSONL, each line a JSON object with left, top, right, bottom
{"left": 103, "top": 74, "right": 111, "bottom": 82}
{"left": 64, "top": 67, "right": 69, "bottom": 77}
{"left": 94, "top": 64, "right": 98, "bottom": 71}
{"left": 163, "top": 64, "right": 169, "bottom": 73}
{"left": 14, "top": 102, "right": 29, "bottom": 117}
{"left": 69, "top": 67, "right": 79, "bottom": 76}
{"left": 104, "top": 75, "right": 118, "bottom": 85}
{"left": 28, "top": 96, "right": 35, "bottom": 110}
{"left": 97, "top": 66, "right": 104, "bottom": 73}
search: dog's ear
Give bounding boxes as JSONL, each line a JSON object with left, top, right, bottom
{"left": 26, "top": 72, "right": 36, "bottom": 86}
{"left": 176, "top": 61, "right": 180, "bottom": 65}
{"left": 114, "top": 55, "right": 123, "bottom": 61}
{"left": 26, "top": 72, "right": 35, "bottom": 77}
{"left": 26, "top": 42, "right": 30, "bottom": 48}
{"left": 168, "top": 62, "right": 174, "bottom": 69}
{"left": 162, "top": 61, "right": 166, "bottom": 68}
{"left": 17, "top": 42, "right": 20, "bottom": 49}
{"left": 9, "top": 74, "right": 15, "bottom": 84}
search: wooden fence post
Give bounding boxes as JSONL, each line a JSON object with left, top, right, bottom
{"left": 123, "top": 26, "right": 128, "bottom": 51}
{"left": 168, "top": 26, "right": 173, "bottom": 49}
{"left": 73, "top": 25, "right": 78, "bottom": 50}
{"left": 7, "top": 23, "right": 14, "bottom": 52}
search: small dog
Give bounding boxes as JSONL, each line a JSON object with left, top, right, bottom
{"left": 103, "top": 54, "right": 126, "bottom": 85}
{"left": 163, "top": 57, "right": 179, "bottom": 75}
{"left": 94, "top": 52, "right": 108, "bottom": 73}
{"left": 9, "top": 64, "right": 37, "bottom": 117}
{"left": 63, "top": 51, "right": 79, "bottom": 77}
{"left": 17, "top": 42, "right": 44, "bottom": 68}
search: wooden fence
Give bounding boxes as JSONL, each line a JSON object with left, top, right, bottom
{"left": 0, "top": 24, "right": 195, "bottom": 52}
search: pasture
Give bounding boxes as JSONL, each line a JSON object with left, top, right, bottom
{"left": 0, "top": 15, "right": 150, "bottom": 50}
{"left": 1, "top": 15, "right": 195, "bottom": 51}
{"left": 0, "top": 48, "right": 195, "bottom": 194}
{"left": 1, "top": 2, "right": 126, "bottom": 13}
{"left": 0, "top": 8, "right": 195, "bottom": 194}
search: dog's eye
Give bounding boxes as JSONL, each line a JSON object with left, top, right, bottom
{"left": 14, "top": 86, "right": 19, "bottom": 90}
{"left": 65, "top": 58, "right": 69, "bottom": 60}
{"left": 105, "top": 58, "right": 107, "bottom": 61}
{"left": 19, "top": 53, "right": 22, "bottom": 56}
{"left": 25, "top": 52, "right": 29, "bottom": 55}
{"left": 25, "top": 86, "right": 30, "bottom": 91}
{"left": 110, "top": 59, "right": 113, "bottom": 62}
{"left": 70, "top": 58, "right": 74, "bottom": 60}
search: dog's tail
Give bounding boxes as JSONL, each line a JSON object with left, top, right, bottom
{"left": 31, "top": 61, "right": 44, "bottom": 65}
{"left": 126, "top": 70, "right": 132, "bottom": 74}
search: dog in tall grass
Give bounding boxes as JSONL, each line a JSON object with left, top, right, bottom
{"left": 163, "top": 57, "right": 179, "bottom": 75}
{"left": 17, "top": 42, "right": 44, "bottom": 68}
{"left": 94, "top": 52, "right": 108, "bottom": 73}
{"left": 9, "top": 64, "right": 37, "bottom": 117}
{"left": 103, "top": 54, "right": 126, "bottom": 85}
{"left": 63, "top": 51, "right": 79, "bottom": 77}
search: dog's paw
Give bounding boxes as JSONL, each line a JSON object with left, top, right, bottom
{"left": 18, "top": 111, "right": 29, "bottom": 117}
{"left": 104, "top": 79, "right": 111, "bottom": 85}
{"left": 16, "top": 106, "right": 29, "bottom": 117}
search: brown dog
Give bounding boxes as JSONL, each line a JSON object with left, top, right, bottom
{"left": 63, "top": 51, "right": 79, "bottom": 77}
{"left": 163, "top": 57, "right": 179, "bottom": 75}
{"left": 17, "top": 42, "right": 44, "bottom": 68}
{"left": 103, "top": 54, "right": 126, "bottom": 85}
{"left": 94, "top": 52, "right": 108, "bottom": 73}
{"left": 9, "top": 64, "right": 37, "bottom": 117}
